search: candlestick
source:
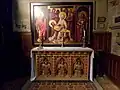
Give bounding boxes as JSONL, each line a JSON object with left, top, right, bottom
{"left": 39, "top": 33, "right": 43, "bottom": 49}
{"left": 82, "top": 37, "right": 85, "bottom": 47}
{"left": 42, "top": 33, "right": 43, "bottom": 46}
{"left": 61, "top": 32, "right": 64, "bottom": 47}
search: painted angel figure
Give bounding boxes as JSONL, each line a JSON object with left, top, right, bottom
{"left": 56, "top": 12, "right": 73, "bottom": 42}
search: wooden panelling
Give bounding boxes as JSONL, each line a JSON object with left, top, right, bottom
{"left": 13, "top": 32, "right": 33, "bottom": 58}
{"left": 20, "top": 32, "right": 33, "bottom": 57}
{"left": 92, "top": 32, "right": 112, "bottom": 53}
{"left": 13, "top": 31, "right": 120, "bottom": 87}
{"left": 15, "top": 31, "right": 111, "bottom": 58}
{"left": 105, "top": 53, "right": 120, "bottom": 88}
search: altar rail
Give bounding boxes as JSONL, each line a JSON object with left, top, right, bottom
{"left": 104, "top": 53, "right": 120, "bottom": 88}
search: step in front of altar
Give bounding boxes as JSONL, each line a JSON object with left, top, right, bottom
{"left": 36, "top": 75, "right": 89, "bottom": 81}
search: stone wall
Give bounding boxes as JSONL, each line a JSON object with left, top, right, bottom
{"left": 12, "top": 0, "right": 94, "bottom": 32}
{"left": 12, "top": 0, "right": 108, "bottom": 32}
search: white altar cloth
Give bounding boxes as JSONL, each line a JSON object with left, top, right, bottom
{"left": 30, "top": 47, "right": 94, "bottom": 81}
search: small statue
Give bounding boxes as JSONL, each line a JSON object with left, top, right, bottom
{"left": 41, "top": 58, "right": 51, "bottom": 76}
{"left": 74, "top": 58, "right": 84, "bottom": 77}
{"left": 57, "top": 58, "right": 68, "bottom": 77}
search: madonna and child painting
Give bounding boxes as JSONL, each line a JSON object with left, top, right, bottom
{"left": 30, "top": 2, "right": 93, "bottom": 46}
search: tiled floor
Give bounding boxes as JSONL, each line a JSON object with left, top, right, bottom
{"left": 96, "top": 75, "right": 120, "bottom": 90}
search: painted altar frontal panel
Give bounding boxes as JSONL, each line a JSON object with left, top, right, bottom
{"left": 33, "top": 51, "right": 91, "bottom": 81}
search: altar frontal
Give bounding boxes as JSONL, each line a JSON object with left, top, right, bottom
{"left": 30, "top": 47, "right": 94, "bottom": 81}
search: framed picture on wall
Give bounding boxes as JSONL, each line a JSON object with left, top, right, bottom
{"left": 97, "top": 23, "right": 105, "bottom": 29}
{"left": 30, "top": 2, "right": 93, "bottom": 46}
{"left": 109, "top": 15, "right": 120, "bottom": 30}
{"left": 97, "top": 17, "right": 106, "bottom": 22}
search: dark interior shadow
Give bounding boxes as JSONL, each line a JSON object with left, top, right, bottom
{"left": 0, "top": 0, "right": 31, "bottom": 88}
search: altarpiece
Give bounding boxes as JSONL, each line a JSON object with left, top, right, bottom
{"left": 30, "top": 2, "right": 93, "bottom": 46}
{"left": 30, "top": 2, "right": 94, "bottom": 82}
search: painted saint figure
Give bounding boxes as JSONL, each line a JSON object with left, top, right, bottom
{"left": 66, "top": 8, "right": 73, "bottom": 31}
{"left": 54, "top": 9, "right": 60, "bottom": 23}
{"left": 50, "top": 8, "right": 57, "bottom": 20}
{"left": 56, "top": 12, "right": 68, "bottom": 41}
{"left": 74, "top": 58, "right": 84, "bottom": 77}
{"left": 75, "top": 11, "right": 88, "bottom": 42}
{"left": 57, "top": 58, "right": 68, "bottom": 77}
{"left": 41, "top": 58, "right": 51, "bottom": 76}
{"left": 48, "top": 12, "right": 73, "bottom": 43}
{"left": 35, "top": 11, "right": 47, "bottom": 42}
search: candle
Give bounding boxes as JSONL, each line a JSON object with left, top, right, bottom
{"left": 84, "top": 30, "right": 85, "bottom": 37}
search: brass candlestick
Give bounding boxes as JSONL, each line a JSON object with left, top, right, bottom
{"left": 39, "top": 42, "right": 43, "bottom": 49}
{"left": 61, "top": 32, "right": 64, "bottom": 47}
{"left": 82, "top": 36, "right": 85, "bottom": 47}
{"left": 39, "top": 34, "right": 43, "bottom": 49}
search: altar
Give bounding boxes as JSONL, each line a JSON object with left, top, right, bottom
{"left": 30, "top": 47, "right": 94, "bottom": 81}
